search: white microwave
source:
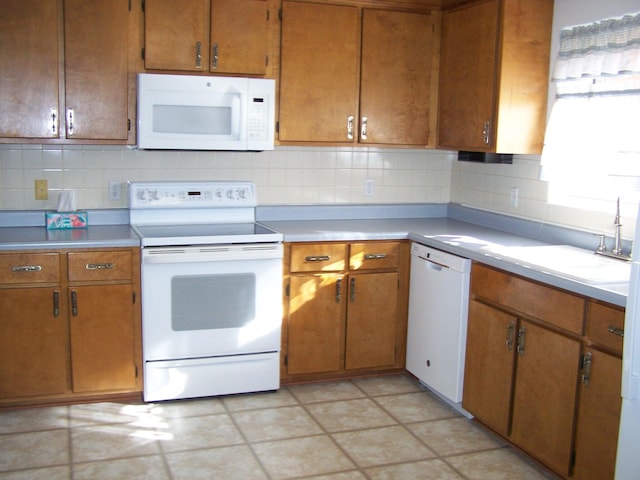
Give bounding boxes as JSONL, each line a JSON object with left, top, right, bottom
{"left": 137, "top": 73, "right": 275, "bottom": 151}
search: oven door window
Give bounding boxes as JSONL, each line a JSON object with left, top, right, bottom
{"left": 171, "top": 273, "right": 256, "bottom": 331}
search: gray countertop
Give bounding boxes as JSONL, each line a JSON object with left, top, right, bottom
{"left": 261, "top": 216, "right": 628, "bottom": 308}
{"left": 0, "top": 224, "right": 140, "bottom": 250}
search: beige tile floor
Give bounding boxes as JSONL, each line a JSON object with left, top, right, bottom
{"left": 0, "top": 374, "right": 559, "bottom": 480}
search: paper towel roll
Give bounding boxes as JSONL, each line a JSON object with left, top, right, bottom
{"left": 57, "top": 190, "right": 77, "bottom": 212}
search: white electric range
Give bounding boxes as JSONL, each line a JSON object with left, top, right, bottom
{"left": 129, "top": 181, "right": 283, "bottom": 402}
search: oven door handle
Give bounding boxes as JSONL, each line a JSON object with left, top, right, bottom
{"left": 142, "top": 244, "right": 284, "bottom": 263}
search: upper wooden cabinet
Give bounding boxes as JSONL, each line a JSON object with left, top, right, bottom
{"left": 144, "top": 0, "right": 268, "bottom": 75}
{"left": 0, "top": 0, "right": 130, "bottom": 143}
{"left": 278, "top": 1, "right": 437, "bottom": 146}
{"left": 437, "top": 0, "right": 553, "bottom": 154}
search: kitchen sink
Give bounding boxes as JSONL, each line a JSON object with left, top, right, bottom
{"left": 479, "top": 244, "right": 631, "bottom": 285}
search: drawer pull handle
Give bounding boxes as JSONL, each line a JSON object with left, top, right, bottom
{"left": 11, "top": 265, "right": 42, "bottom": 272}
{"left": 305, "top": 255, "right": 330, "bottom": 262}
{"left": 607, "top": 326, "right": 624, "bottom": 338}
{"left": 85, "top": 263, "right": 115, "bottom": 270}
{"left": 364, "top": 253, "right": 387, "bottom": 260}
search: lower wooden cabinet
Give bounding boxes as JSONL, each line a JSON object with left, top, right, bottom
{"left": 0, "top": 287, "right": 68, "bottom": 398}
{"left": 573, "top": 301, "right": 624, "bottom": 480}
{"left": 464, "top": 263, "right": 624, "bottom": 479}
{"left": 509, "top": 319, "right": 581, "bottom": 475}
{"left": 0, "top": 248, "right": 141, "bottom": 407}
{"left": 283, "top": 241, "right": 409, "bottom": 382}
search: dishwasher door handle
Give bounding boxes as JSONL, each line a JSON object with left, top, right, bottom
{"left": 418, "top": 255, "right": 449, "bottom": 271}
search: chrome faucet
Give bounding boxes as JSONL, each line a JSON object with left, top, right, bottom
{"left": 595, "top": 197, "right": 632, "bottom": 261}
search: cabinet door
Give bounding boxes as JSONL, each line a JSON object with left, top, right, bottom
{"left": 510, "top": 319, "right": 581, "bottom": 476}
{"left": 573, "top": 348, "right": 622, "bottom": 480}
{"left": 437, "top": 0, "right": 498, "bottom": 150}
{"left": 64, "top": 0, "right": 129, "bottom": 140}
{"left": 279, "top": 1, "right": 359, "bottom": 142}
{"left": 0, "top": 0, "right": 59, "bottom": 139}
{"left": 360, "top": 9, "right": 434, "bottom": 145}
{"left": 210, "top": 0, "right": 267, "bottom": 74}
{"left": 69, "top": 284, "right": 137, "bottom": 393}
{"left": 144, "top": 0, "right": 209, "bottom": 71}
{"left": 345, "top": 272, "right": 398, "bottom": 370}
{"left": 462, "top": 299, "right": 516, "bottom": 436}
{"left": 0, "top": 288, "right": 67, "bottom": 398}
{"left": 287, "top": 274, "right": 346, "bottom": 374}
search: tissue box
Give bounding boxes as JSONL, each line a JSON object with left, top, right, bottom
{"left": 46, "top": 211, "right": 88, "bottom": 230}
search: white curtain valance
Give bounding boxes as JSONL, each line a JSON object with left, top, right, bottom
{"left": 553, "top": 11, "right": 640, "bottom": 81}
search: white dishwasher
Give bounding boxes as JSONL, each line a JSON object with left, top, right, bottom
{"left": 406, "top": 242, "right": 471, "bottom": 415}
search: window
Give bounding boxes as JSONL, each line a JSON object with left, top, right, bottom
{"left": 541, "top": 12, "right": 640, "bottom": 213}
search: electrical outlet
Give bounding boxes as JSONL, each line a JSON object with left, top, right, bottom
{"left": 364, "top": 179, "right": 374, "bottom": 197}
{"left": 510, "top": 187, "right": 519, "bottom": 208}
{"left": 109, "top": 181, "right": 121, "bottom": 201}
{"left": 35, "top": 179, "right": 48, "bottom": 200}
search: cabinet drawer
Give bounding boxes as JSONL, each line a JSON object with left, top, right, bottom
{"left": 290, "top": 243, "right": 347, "bottom": 272}
{"left": 0, "top": 252, "right": 60, "bottom": 284}
{"left": 349, "top": 242, "right": 399, "bottom": 270}
{"left": 68, "top": 251, "right": 132, "bottom": 281}
{"left": 586, "top": 301, "right": 624, "bottom": 354}
{"left": 471, "top": 263, "right": 585, "bottom": 335}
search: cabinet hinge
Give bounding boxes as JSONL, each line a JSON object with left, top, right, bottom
{"left": 266, "top": 55, "right": 269, "bottom": 67}
{"left": 128, "top": 0, "right": 132, "bottom": 12}
{"left": 279, "top": 8, "right": 282, "bottom": 21}
{"left": 135, "top": 365, "right": 139, "bottom": 378}
{"left": 141, "top": 0, "right": 145, "bottom": 13}
{"left": 570, "top": 450, "right": 576, "bottom": 468}
{"left": 284, "top": 354, "right": 288, "bottom": 366}
{"left": 141, "top": 47, "right": 145, "bottom": 61}
{"left": 276, "top": 121, "right": 279, "bottom": 134}
{"left": 127, "top": 118, "right": 131, "bottom": 132}
{"left": 132, "top": 291, "right": 136, "bottom": 304}
{"left": 285, "top": 283, "right": 290, "bottom": 297}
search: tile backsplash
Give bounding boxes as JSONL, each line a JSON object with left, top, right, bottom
{"left": 0, "top": 145, "right": 453, "bottom": 210}
{"left": 0, "top": 144, "right": 633, "bottom": 240}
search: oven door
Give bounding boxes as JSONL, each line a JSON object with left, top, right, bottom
{"left": 140, "top": 244, "right": 283, "bottom": 362}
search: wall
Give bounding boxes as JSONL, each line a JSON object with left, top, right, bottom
{"left": 451, "top": 0, "right": 640, "bottom": 239}
{"left": 0, "top": 144, "right": 453, "bottom": 210}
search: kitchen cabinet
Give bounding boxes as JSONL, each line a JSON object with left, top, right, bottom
{"left": 0, "top": 248, "right": 141, "bottom": 407}
{"left": 464, "top": 263, "right": 585, "bottom": 477}
{"left": 0, "top": 253, "right": 67, "bottom": 399}
{"left": 437, "top": 0, "right": 553, "bottom": 154}
{"left": 573, "top": 301, "right": 624, "bottom": 480}
{"left": 67, "top": 251, "right": 138, "bottom": 393}
{"left": 278, "top": 1, "right": 437, "bottom": 146}
{"left": 0, "top": 0, "right": 130, "bottom": 142}
{"left": 144, "top": 0, "right": 268, "bottom": 75}
{"left": 283, "top": 241, "right": 409, "bottom": 381}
